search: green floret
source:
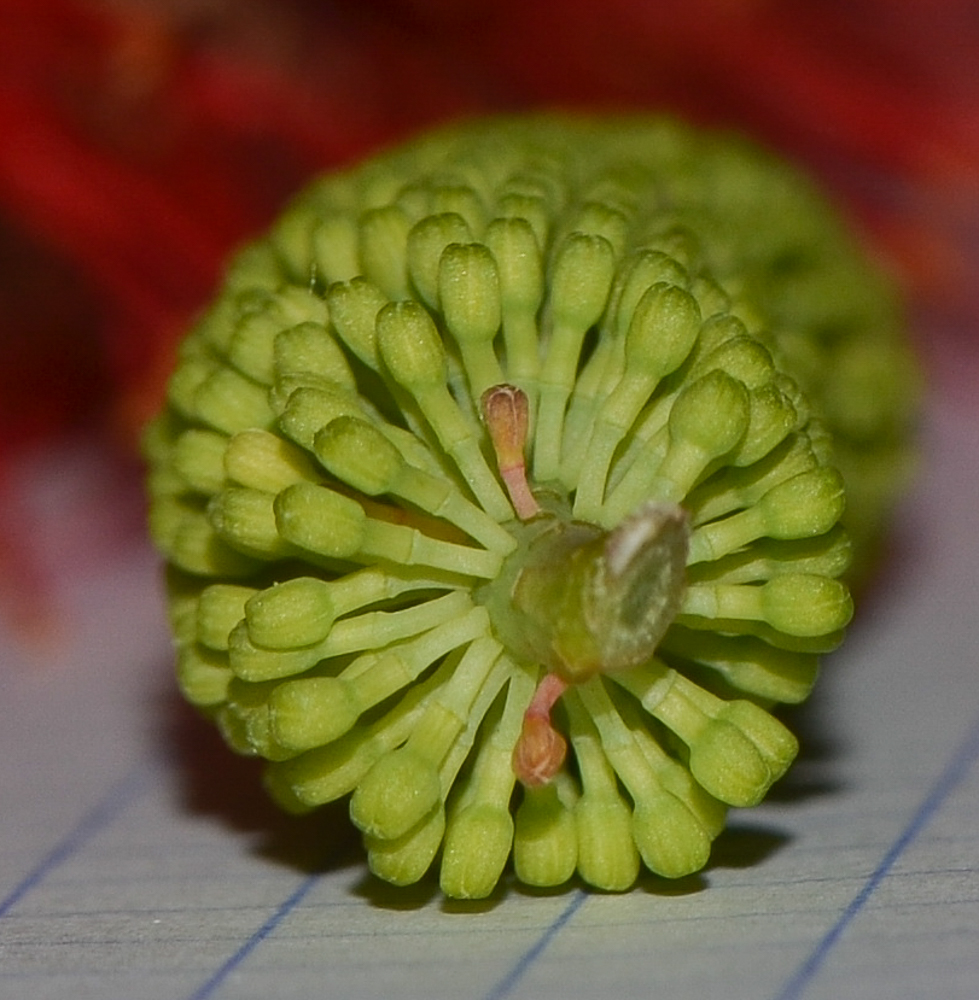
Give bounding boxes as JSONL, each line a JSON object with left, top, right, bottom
{"left": 144, "top": 114, "right": 918, "bottom": 899}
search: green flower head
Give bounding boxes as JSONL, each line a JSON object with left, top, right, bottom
{"left": 145, "top": 115, "right": 918, "bottom": 898}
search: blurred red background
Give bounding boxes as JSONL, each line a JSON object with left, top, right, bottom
{"left": 2, "top": 0, "right": 977, "bottom": 637}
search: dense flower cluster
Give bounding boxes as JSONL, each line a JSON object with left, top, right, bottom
{"left": 144, "top": 116, "right": 917, "bottom": 897}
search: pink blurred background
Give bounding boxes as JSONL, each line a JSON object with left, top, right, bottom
{"left": 2, "top": 0, "right": 977, "bottom": 642}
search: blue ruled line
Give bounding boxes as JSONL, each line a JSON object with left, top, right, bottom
{"left": 176, "top": 706, "right": 979, "bottom": 1000}
{"left": 184, "top": 873, "right": 321, "bottom": 1000}
{"left": 482, "top": 890, "right": 588, "bottom": 1000}
{"left": 772, "top": 708, "right": 979, "bottom": 1000}
{"left": 0, "top": 764, "right": 150, "bottom": 920}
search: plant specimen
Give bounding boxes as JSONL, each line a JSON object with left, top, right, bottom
{"left": 144, "top": 115, "right": 918, "bottom": 897}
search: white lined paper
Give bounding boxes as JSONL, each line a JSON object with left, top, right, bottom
{"left": 2, "top": 397, "right": 977, "bottom": 1000}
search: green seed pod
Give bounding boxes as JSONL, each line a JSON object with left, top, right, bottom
{"left": 406, "top": 212, "right": 474, "bottom": 308}
{"left": 688, "top": 466, "right": 846, "bottom": 563}
{"left": 273, "top": 321, "right": 356, "bottom": 387}
{"left": 196, "top": 583, "right": 256, "bottom": 650}
{"left": 177, "top": 643, "right": 233, "bottom": 709}
{"left": 438, "top": 241, "right": 504, "bottom": 395}
{"left": 311, "top": 214, "right": 361, "bottom": 284}
{"left": 377, "top": 300, "right": 448, "bottom": 390}
{"left": 366, "top": 806, "right": 446, "bottom": 886}
{"left": 274, "top": 383, "right": 371, "bottom": 452}
{"left": 144, "top": 114, "right": 918, "bottom": 899}
{"left": 440, "top": 802, "right": 514, "bottom": 900}
{"left": 513, "top": 783, "right": 578, "bottom": 888}
{"left": 314, "top": 415, "right": 404, "bottom": 496}
{"left": 274, "top": 482, "right": 366, "bottom": 560}
{"left": 208, "top": 487, "right": 287, "bottom": 561}
{"left": 224, "top": 428, "right": 318, "bottom": 493}
{"left": 359, "top": 204, "right": 412, "bottom": 298}
{"left": 227, "top": 288, "right": 329, "bottom": 385}
{"left": 535, "top": 232, "right": 617, "bottom": 481}
{"left": 244, "top": 577, "right": 339, "bottom": 649}
{"left": 350, "top": 746, "right": 443, "bottom": 842}
{"left": 172, "top": 428, "right": 228, "bottom": 496}
{"left": 624, "top": 282, "right": 701, "bottom": 379}
{"left": 574, "top": 791, "right": 640, "bottom": 891}
{"left": 270, "top": 676, "right": 362, "bottom": 749}
{"left": 631, "top": 791, "right": 713, "bottom": 878}
{"left": 326, "top": 277, "right": 387, "bottom": 368}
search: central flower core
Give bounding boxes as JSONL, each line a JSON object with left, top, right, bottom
{"left": 476, "top": 383, "right": 692, "bottom": 786}
{"left": 479, "top": 499, "right": 691, "bottom": 685}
